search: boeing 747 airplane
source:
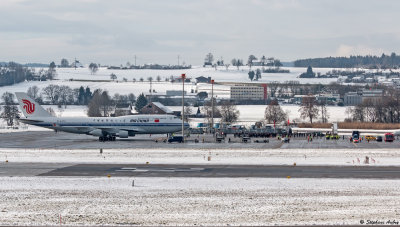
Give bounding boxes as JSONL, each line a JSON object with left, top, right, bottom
{"left": 15, "top": 92, "right": 189, "bottom": 141}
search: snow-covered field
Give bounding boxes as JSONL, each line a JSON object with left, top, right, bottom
{"left": 53, "top": 66, "right": 338, "bottom": 84}
{"left": 0, "top": 66, "right": 339, "bottom": 99}
{"left": 0, "top": 148, "right": 397, "bottom": 166}
{"left": 1, "top": 177, "right": 400, "bottom": 225}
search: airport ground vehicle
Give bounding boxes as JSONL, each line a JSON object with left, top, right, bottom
{"left": 189, "top": 128, "right": 204, "bottom": 134}
{"left": 241, "top": 133, "right": 251, "bottom": 143}
{"left": 376, "top": 136, "right": 383, "bottom": 142}
{"left": 167, "top": 136, "right": 184, "bottom": 143}
{"left": 352, "top": 131, "right": 360, "bottom": 143}
{"left": 326, "top": 132, "right": 339, "bottom": 140}
{"left": 283, "top": 137, "right": 290, "bottom": 143}
{"left": 384, "top": 133, "right": 394, "bottom": 142}
{"left": 215, "top": 131, "right": 225, "bottom": 143}
{"left": 365, "top": 135, "right": 376, "bottom": 141}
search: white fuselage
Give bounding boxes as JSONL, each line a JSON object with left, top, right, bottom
{"left": 19, "top": 114, "right": 189, "bottom": 137}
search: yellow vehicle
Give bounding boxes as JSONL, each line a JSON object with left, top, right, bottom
{"left": 365, "top": 135, "right": 376, "bottom": 141}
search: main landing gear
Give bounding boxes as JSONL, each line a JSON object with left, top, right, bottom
{"left": 99, "top": 136, "right": 116, "bottom": 142}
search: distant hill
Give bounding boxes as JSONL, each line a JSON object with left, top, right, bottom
{"left": 294, "top": 53, "right": 400, "bottom": 69}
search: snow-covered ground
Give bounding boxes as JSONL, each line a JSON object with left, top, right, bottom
{"left": 0, "top": 66, "right": 342, "bottom": 99}
{"left": 0, "top": 148, "right": 397, "bottom": 166}
{"left": 53, "top": 66, "right": 338, "bottom": 84}
{"left": 1, "top": 177, "right": 400, "bottom": 225}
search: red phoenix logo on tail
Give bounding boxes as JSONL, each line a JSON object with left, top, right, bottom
{"left": 22, "top": 99, "right": 35, "bottom": 114}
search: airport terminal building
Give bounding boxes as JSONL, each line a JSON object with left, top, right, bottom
{"left": 230, "top": 84, "right": 268, "bottom": 102}
{"left": 344, "top": 89, "right": 383, "bottom": 105}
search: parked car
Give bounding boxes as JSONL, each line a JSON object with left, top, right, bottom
{"left": 376, "top": 136, "right": 383, "bottom": 142}
{"left": 167, "top": 136, "right": 184, "bottom": 143}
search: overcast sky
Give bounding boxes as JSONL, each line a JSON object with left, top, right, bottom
{"left": 1, "top": 0, "right": 400, "bottom": 65}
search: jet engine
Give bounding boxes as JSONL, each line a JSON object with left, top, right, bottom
{"left": 89, "top": 129, "right": 103, "bottom": 137}
{"left": 118, "top": 130, "right": 129, "bottom": 138}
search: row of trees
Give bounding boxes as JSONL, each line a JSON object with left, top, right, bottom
{"left": 25, "top": 85, "right": 136, "bottom": 108}
{"left": 204, "top": 53, "right": 283, "bottom": 69}
{"left": 201, "top": 100, "right": 240, "bottom": 125}
{"left": 347, "top": 92, "right": 400, "bottom": 123}
{"left": 263, "top": 81, "right": 369, "bottom": 100}
{"left": 0, "top": 62, "right": 56, "bottom": 86}
{"left": 294, "top": 53, "right": 400, "bottom": 69}
{"left": 264, "top": 97, "right": 329, "bottom": 124}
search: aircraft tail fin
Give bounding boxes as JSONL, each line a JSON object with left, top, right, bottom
{"left": 15, "top": 92, "right": 52, "bottom": 118}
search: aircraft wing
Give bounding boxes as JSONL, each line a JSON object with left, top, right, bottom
{"left": 97, "top": 127, "right": 146, "bottom": 134}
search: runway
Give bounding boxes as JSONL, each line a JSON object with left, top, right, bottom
{"left": 2, "top": 163, "right": 400, "bottom": 178}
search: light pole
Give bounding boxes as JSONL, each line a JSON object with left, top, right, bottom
{"left": 211, "top": 79, "right": 214, "bottom": 134}
{"left": 182, "top": 73, "right": 186, "bottom": 142}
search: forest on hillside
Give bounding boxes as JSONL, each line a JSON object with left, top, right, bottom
{"left": 294, "top": 53, "right": 400, "bottom": 69}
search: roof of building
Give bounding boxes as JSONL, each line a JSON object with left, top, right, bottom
{"left": 195, "top": 76, "right": 209, "bottom": 79}
{"left": 151, "top": 102, "right": 173, "bottom": 114}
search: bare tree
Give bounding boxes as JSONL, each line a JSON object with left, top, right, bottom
{"left": 202, "top": 100, "right": 221, "bottom": 126}
{"left": 89, "top": 63, "right": 98, "bottom": 74}
{"left": 351, "top": 105, "right": 365, "bottom": 122}
{"left": 156, "top": 75, "right": 161, "bottom": 82}
{"left": 363, "top": 98, "right": 376, "bottom": 122}
{"left": 47, "top": 61, "right": 57, "bottom": 80}
{"left": 0, "top": 92, "right": 19, "bottom": 126}
{"left": 319, "top": 101, "right": 329, "bottom": 123}
{"left": 60, "top": 59, "right": 69, "bottom": 68}
{"left": 204, "top": 53, "right": 214, "bottom": 64}
{"left": 110, "top": 73, "right": 117, "bottom": 81}
{"left": 183, "top": 106, "right": 193, "bottom": 122}
{"left": 299, "top": 96, "right": 319, "bottom": 123}
{"left": 269, "top": 82, "right": 280, "bottom": 98}
{"left": 345, "top": 106, "right": 353, "bottom": 121}
{"left": 225, "top": 64, "right": 230, "bottom": 70}
{"left": 219, "top": 101, "right": 239, "bottom": 124}
{"left": 58, "top": 85, "right": 73, "bottom": 108}
{"left": 264, "top": 100, "right": 287, "bottom": 124}
{"left": 248, "top": 55, "right": 257, "bottom": 69}
{"left": 42, "top": 84, "right": 60, "bottom": 104}
{"left": 27, "top": 86, "right": 40, "bottom": 100}
{"left": 128, "top": 93, "right": 136, "bottom": 105}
